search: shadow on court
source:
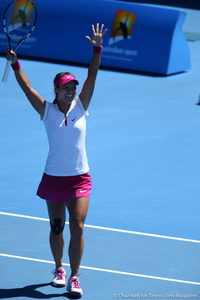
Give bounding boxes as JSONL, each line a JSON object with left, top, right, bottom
{"left": 0, "top": 283, "right": 81, "bottom": 299}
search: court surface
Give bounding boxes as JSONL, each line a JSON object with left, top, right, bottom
{"left": 0, "top": 7, "right": 200, "bottom": 300}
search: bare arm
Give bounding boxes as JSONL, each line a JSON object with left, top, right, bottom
{"left": 6, "top": 49, "right": 45, "bottom": 118}
{"left": 79, "top": 23, "right": 107, "bottom": 111}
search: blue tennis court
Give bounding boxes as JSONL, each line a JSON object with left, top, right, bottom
{"left": 0, "top": 6, "right": 200, "bottom": 300}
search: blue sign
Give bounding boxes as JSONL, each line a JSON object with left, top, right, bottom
{"left": 0, "top": 0, "right": 190, "bottom": 75}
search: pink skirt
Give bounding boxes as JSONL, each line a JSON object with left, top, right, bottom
{"left": 36, "top": 172, "right": 92, "bottom": 203}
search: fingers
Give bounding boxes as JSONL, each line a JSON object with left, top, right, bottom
{"left": 6, "top": 48, "right": 13, "bottom": 61}
{"left": 86, "top": 23, "right": 107, "bottom": 46}
{"left": 102, "top": 27, "right": 107, "bottom": 37}
{"left": 91, "top": 24, "right": 95, "bottom": 35}
{"left": 99, "top": 24, "right": 104, "bottom": 34}
{"left": 5, "top": 48, "right": 17, "bottom": 62}
{"left": 93, "top": 23, "right": 107, "bottom": 36}
{"left": 99, "top": 24, "right": 108, "bottom": 37}
{"left": 85, "top": 36, "right": 92, "bottom": 42}
{"left": 96, "top": 23, "right": 99, "bottom": 34}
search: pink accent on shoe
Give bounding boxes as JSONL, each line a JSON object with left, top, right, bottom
{"left": 67, "top": 276, "right": 83, "bottom": 296}
{"left": 52, "top": 268, "right": 67, "bottom": 287}
{"left": 68, "top": 277, "right": 81, "bottom": 289}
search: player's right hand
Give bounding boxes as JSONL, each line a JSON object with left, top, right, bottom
{"left": 6, "top": 48, "right": 18, "bottom": 64}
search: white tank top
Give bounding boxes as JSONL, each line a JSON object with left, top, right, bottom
{"left": 42, "top": 97, "right": 89, "bottom": 176}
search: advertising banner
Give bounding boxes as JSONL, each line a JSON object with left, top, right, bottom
{"left": 0, "top": 0, "right": 190, "bottom": 75}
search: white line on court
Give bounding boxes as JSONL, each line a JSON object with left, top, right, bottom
{"left": 1, "top": 211, "right": 200, "bottom": 244}
{"left": 0, "top": 252, "right": 200, "bottom": 286}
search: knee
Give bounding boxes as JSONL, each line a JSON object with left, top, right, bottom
{"left": 50, "top": 218, "right": 65, "bottom": 235}
{"left": 70, "top": 221, "right": 84, "bottom": 238}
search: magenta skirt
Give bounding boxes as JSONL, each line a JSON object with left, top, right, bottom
{"left": 36, "top": 172, "right": 92, "bottom": 203}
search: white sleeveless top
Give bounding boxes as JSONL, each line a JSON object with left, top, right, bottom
{"left": 42, "top": 97, "right": 89, "bottom": 176}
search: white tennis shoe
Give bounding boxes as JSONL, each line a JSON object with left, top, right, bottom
{"left": 67, "top": 276, "right": 83, "bottom": 297}
{"left": 52, "top": 267, "right": 67, "bottom": 287}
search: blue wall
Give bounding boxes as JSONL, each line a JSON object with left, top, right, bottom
{"left": 115, "top": 0, "right": 200, "bottom": 10}
{"left": 0, "top": 0, "right": 190, "bottom": 75}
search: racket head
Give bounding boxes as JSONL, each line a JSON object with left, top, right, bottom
{"left": 3, "top": 0, "right": 37, "bottom": 47}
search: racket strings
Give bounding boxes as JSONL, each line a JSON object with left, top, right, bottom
{"left": 5, "top": 0, "right": 37, "bottom": 41}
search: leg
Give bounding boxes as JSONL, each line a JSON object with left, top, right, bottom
{"left": 66, "top": 197, "right": 89, "bottom": 277}
{"left": 46, "top": 200, "right": 66, "bottom": 269}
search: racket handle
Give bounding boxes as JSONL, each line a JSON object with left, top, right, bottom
{"left": 2, "top": 60, "right": 12, "bottom": 83}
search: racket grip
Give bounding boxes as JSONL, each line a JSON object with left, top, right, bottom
{"left": 2, "top": 60, "right": 12, "bottom": 83}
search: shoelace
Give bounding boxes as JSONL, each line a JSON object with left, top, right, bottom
{"left": 52, "top": 269, "right": 66, "bottom": 280}
{"left": 68, "top": 277, "right": 81, "bottom": 288}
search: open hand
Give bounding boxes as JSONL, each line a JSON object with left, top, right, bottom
{"left": 86, "top": 23, "right": 107, "bottom": 47}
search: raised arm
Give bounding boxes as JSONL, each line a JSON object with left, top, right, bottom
{"left": 6, "top": 49, "right": 45, "bottom": 118}
{"left": 79, "top": 23, "right": 107, "bottom": 111}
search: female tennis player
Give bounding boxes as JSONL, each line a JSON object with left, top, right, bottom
{"left": 6, "top": 23, "right": 107, "bottom": 297}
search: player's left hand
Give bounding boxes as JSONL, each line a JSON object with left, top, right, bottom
{"left": 86, "top": 23, "right": 107, "bottom": 47}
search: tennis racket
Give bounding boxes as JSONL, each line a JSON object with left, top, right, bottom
{"left": 2, "top": 0, "right": 37, "bottom": 83}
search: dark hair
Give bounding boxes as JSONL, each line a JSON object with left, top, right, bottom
{"left": 53, "top": 72, "right": 74, "bottom": 104}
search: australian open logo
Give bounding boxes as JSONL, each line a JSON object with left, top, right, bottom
{"left": 8, "top": 0, "right": 35, "bottom": 33}
{"left": 109, "top": 9, "right": 136, "bottom": 45}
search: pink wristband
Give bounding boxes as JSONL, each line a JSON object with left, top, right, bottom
{"left": 11, "top": 61, "right": 21, "bottom": 71}
{"left": 93, "top": 46, "right": 103, "bottom": 54}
